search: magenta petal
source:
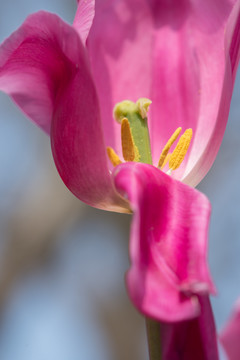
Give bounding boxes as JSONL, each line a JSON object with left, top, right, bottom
{"left": 114, "top": 163, "right": 215, "bottom": 321}
{"left": 73, "top": 0, "right": 95, "bottom": 44}
{"left": 51, "top": 55, "right": 129, "bottom": 212}
{"left": 219, "top": 299, "right": 240, "bottom": 360}
{"left": 0, "top": 11, "right": 128, "bottom": 211}
{"left": 0, "top": 11, "right": 85, "bottom": 133}
{"left": 161, "top": 296, "right": 219, "bottom": 360}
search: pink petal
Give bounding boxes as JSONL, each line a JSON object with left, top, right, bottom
{"left": 0, "top": 11, "right": 128, "bottom": 211}
{"left": 183, "top": 0, "right": 240, "bottom": 186}
{"left": 227, "top": 1, "right": 240, "bottom": 85}
{"left": 51, "top": 63, "right": 129, "bottom": 212}
{"left": 219, "top": 299, "right": 240, "bottom": 360}
{"left": 87, "top": 0, "right": 153, "bottom": 158}
{"left": 88, "top": 0, "right": 240, "bottom": 183}
{"left": 114, "top": 163, "right": 215, "bottom": 321}
{"left": 161, "top": 296, "right": 219, "bottom": 360}
{"left": 73, "top": 0, "right": 95, "bottom": 44}
{"left": 0, "top": 11, "right": 84, "bottom": 133}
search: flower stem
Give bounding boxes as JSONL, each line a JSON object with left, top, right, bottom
{"left": 145, "top": 317, "right": 162, "bottom": 360}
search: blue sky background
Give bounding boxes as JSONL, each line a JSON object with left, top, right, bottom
{"left": 0, "top": 1, "right": 239, "bottom": 359}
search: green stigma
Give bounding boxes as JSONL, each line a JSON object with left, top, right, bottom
{"left": 113, "top": 98, "right": 152, "bottom": 164}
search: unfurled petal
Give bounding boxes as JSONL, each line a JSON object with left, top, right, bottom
{"left": 73, "top": 0, "right": 95, "bottom": 44}
{"left": 219, "top": 299, "right": 240, "bottom": 360}
{"left": 88, "top": 0, "right": 240, "bottom": 183}
{"left": 114, "top": 163, "right": 215, "bottom": 321}
{"left": 161, "top": 296, "right": 219, "bottom": 360}
{"left": 0, "top": 11, "right": 129, "bottom": 211}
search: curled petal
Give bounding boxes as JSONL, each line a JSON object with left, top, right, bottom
{"left": 0, "top": 11, "right": 84, "bottom": 133}
{"left": 0, "top": 11, "right": 128, "bottom": 211}
{"left": 161, "top": 296, "right": 219, "bottom": 360}
{"left": 114, "top": 163, "right": 215, "bottom": 321}
{"left": 219, "top": 299, "right": 240, "bottom": 360}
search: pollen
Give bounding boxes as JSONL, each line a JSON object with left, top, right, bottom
{"left": 107, "top": 147, "right": 122, "bottom": 166}
{"left": 158, "top": 127, "right": 182, "bottom": 168}
{"left": 121, "top": 118, "right": 136, "bottom": 161}
{"left": 160, "top": 152, "right": 171, "bottom": 170}
{"left": 169, "top": 129, "right": 193, "bottom": 170}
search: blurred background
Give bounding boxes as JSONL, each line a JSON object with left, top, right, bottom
{"left": 0, "top": 1, "right": 239, "bottom": 359}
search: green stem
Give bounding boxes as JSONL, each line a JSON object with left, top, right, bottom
{"left": 145, "top": 317, "right": 162, "bottom": 360}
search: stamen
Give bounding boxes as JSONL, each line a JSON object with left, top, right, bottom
{"left": 121, "top": 118, "right": 136, "bottom": 161}
{"left": 169, "top": 129, "right": 193, "bottom": 170}
{"left": 158, "top": 127, "right": 182, "bottom": 168}
{"left": 160, "top": 152, "right": 171, "bottom": 170}
{"left": 107, "top": 147, "right": 122, "bottom": 166}
{"left": 113, "top": 99, "right": 152, "bottom": 164}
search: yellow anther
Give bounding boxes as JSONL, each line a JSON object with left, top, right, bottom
{"left": 121, "top": 118, "right": 136, "bottom": 161}
{"left": 133, "top": 144, "right": 140, "bottom": 162}
{"left": 160, "top": 152, "right": 171, "bottom": 170}
{"left": 169, "top": 129, "right": 193, "bottom": 170}
{"left": 158, "top": 127, "right": 182, "bottom": 168}
{"left": 107, "top": 147, "right": 122, "bottom": 167}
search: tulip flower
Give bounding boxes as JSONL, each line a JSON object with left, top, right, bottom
{"left": 0, "top": 0, "right": 239, "bottom": 358}
{"left": 219, "top": 299, "right": 240, "bottom": 360}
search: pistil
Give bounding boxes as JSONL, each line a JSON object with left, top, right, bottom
{"left": 114, "top": 98, "right": 152, "bottom": 164}
{"left": 107, "top": 98, "right": 193, "bottom": 175}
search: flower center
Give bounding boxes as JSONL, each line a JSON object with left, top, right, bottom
{"left": 107, "top": 98, "right": 192, "bottom": 173}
